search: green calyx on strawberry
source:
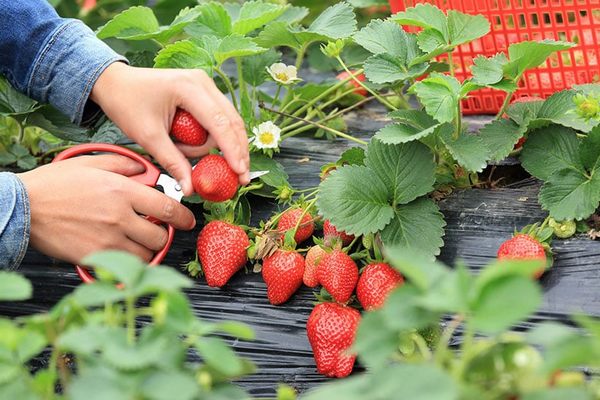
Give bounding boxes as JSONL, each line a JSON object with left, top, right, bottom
{"left": 336, "top": 70, "right": 367, "bottom": 97}
{"left": 277, "top": 207, "right": 315, "bottom": 245}
{"left": 262, "top": 249, "right": 305, "bottom": 305}
{"left": 356, "top": 263, "right": 404, "bottom": 311}
{"left": 171, "top": 108, "right": 208, "bottom": 146}
{"left": 317, "top": 249, "right": 359, "bottom": 304}
{"left": 497, "top": 230, "right": 551, "bottom": 279}
{"left": 192, "top": 154, "right": 239, "bottom": 203}
{"left": 196, "top": 220, "right": 250, "bottom": 287}
{"left": 307, "top": 302, "right": 361, "bottom": 378}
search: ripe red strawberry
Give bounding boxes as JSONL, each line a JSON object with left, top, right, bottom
{"left": 356, "top": 263, "right": 404, "bottom": 311}
{"left": 171, "top": 109, "right": 208, "bottom": 146}
{"left": 304, "top": 245, "right": 327, "bottom": 288}
{"left": 277, "top": 208, "right": 315, "bottom": 244}
{"left": 197, "top": 220, "right": 249, "bottom": 287}
{"left": 307, "top": 302, "right": 361, "bottom": 378}
{"left": 323, "top": 220, "right": 355, "bottom": 247}
{"left": 192, "top": 154, "right": 239, "bottom": 202}
{"left": 336, "top": 71, "right": 367, "bottom": 96}
{"left": 262, "top": 249, "right": 305, "bottom": 305}
{"left": 497, "top": 234, "right": 547, "bottom": 278}
{"left": 317, "top": 250, "right": 359, "bottom": 304}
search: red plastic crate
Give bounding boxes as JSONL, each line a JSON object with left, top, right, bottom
{"left": 389, "top": 0, "right": 600, "bottom": 114}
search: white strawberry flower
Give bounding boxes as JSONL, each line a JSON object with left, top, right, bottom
{"left": 251, "top": 121, "right": 281, "bottom": 149}
{"left": 266, "top": 63, "right": 301, "bottom": 85}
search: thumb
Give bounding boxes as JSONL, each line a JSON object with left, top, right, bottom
{"left": 136, "top": 135, "right": 194, "bottom": 196}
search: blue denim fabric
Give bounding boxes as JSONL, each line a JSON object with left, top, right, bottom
{"left": 0, "top": 0, "right": 127, "bottom": 124}
{"left": 0, "top": 173, "right": 30, "bottom": 270}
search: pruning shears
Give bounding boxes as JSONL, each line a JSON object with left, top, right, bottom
{"left": 53, "top": 143, "right": 267, "bottom": 284}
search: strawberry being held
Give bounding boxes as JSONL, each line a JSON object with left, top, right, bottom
{"left": 171, "top": 108, "right": 208, "bottom": 146}
{"left": 497, "top": 234, "right": 547, "bottom": 278}
{"left": 262, "top": 249, "right": 305, "bottom": 305}
{"left": 317, "top": 249, "right": 359, "bottom": 304}
{"left": 197, "top": 220, "right": 250, "bottom": 287}
{"left": 356, "top": 263, "right": 404, "bottom": 311}
{"left": 192, "top": 154, "right": 239, "bottom": 202}
{"left": 307, "top": 302, "right": 361, "bottom": 378}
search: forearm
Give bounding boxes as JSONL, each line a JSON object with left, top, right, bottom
{"left": 0, "top": 173, "right": 30, "bottom": 270}
{"left": 0, "top": 0, "right": 126, "bottom": 124}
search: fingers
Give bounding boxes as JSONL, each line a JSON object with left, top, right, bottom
{"left": 125, "top": 214, "right": 170, "bottom": 252}
{"left": 65, "top": 154, "right": 146, "bottom": 177}
{"left": 129, "top": 184, "right": 196, "bottom": 231}
{"left": 117, "top": 237, "right": 154, "bottom": 263}
{"left": 136, "top": 134, "right": 195, "bottom": 196}
{"left": 176, "top": 136, "right": 218, "bottom": 158}
{"left": 180, "top": 72, "right": 250, "bottom": 185}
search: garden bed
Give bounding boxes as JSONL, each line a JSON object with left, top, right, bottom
{"left": 3, "top": 104, "right": 599, "bottom": 397}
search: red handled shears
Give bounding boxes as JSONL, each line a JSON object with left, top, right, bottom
{"left": 53, "top": 143, "right": 269, "bottom": 284}
{"left": 53, "top": 143, "right": 183, "bottom": 283}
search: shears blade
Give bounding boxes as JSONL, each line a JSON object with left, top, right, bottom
{"left": 249, "top": 170, "right": 269, "bottom": 180}
{"left": 156, "top": 174, "right": 184, "bottom": 202}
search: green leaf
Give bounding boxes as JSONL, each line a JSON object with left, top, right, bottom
{"left": 353, "top": 19, "right": 410, "bottom": 57}
{"left": 153, "top": 40, "right": 214, "bottom": 73}
{"left": 446, "top": 10, "right": 490, "bottom": 46}
{"left": 539, "top": 168, "right": 600, "bottom": 220}
{"left": 520, "top": 126, "right": 583, "bottom": 181}
{"left": 96, "top": 6, "right": 160, "bottom": 40}
{"left": 81, "top": 251, "right": 146, "bottom": 288}
{"left": 254, "top": 22, "right": 302, "bottom": 50}
{"left": 0, "top": 363, "right": 20, "bottom": 386}
{"left": 364, "top": 53, "right": 428, "bottom": 84}
{"left": 58, "top": 324, "right": 116, "bottom": 356}
{"left": 317, "top": 165, "right": 394, "bottom": 236}
{"left": 141, "top": 371, "right": 199, "bottom": 400}
{"left": 380, "top": 198, "right": 446, "bottom": 256}
{"left": 374, "top": 122, "right": 441, "bottom": 144}
{"left": 471, "top": 53, "right": 508, "bottom": 86}
{"left": 68, "top": 365, "right": 133, "bottom": 400}
{"left": 340, "top": 147, "right": 366, "bottom": 165}
{"left": 275, "top": 6, "right": 309, "bottom": 24}
{"left": 307, "top": 2, "right": 357, "bottom": 40}
{"left": 242, "top": 49, "right": 281, "bottom": 87}
{"left": 0, "top": 77, "right": 38, "bottom": 115}
{"left": 215, "top": 34, "right": 266, "bottom": 65}
{"left": 438, "top": 124, "right": 490, "bottom": 172}
{"left": 392, "top": 3, "right": 448, "bottom": 38}
{"left": 506, "top": 98, "right": 545, "bottom": 126}
{"left": 15, "top": 154, "right": 36, "bottom": 170}
{"left": 15, "top": 331, "right": 46, "bottom": 363}
{"left": 91, "top": 120, "right": 126, "bottom": 144}
{"left": 0, "top": 151, "right": 17, "bottom": 166}
{"left": 522, "top": 389, "right": 592, "bottom": 400}
{"left": 365, "top": 140, "right": 436, "bottom": 205}
{"left": 478, "top": 118, "right": 526, "bottom": 162}
{"left": 71, "top": 283, "right": 127, "bottom": 307}
{"left": 580, "top": 125, "right": 600, "bottom": 170}
{"left": 134, "top": 266, "right": 193, "bottom": 296}
{"left": 184, "top": 2, "right": 232, "bottom": 38}
{"left": 471, "top": 275, "right": 541, "bottom": 333}
{"left": 216, "top": 321, "right": 255, "bottom": 341}
{"left": 536, "top": 90, "right": 599, "bottom": 133}
{"left": 384, "top": 246, "right": 451, "bottom": 290}
{"left": 412, "top": 73, "right": 461, "bottom": 123}
{"left": 419, "top": 263, "right": 471, "bottom": 313}
{"left": 103, "top": 330, "right": 168, "bottom": 370}
{"left": 504, "top": 40, "right": 575, "bottom": 79}
{"left": 250, "top": 153, "right": 289, "bottom": 189}
{"left": 353, "top": 311, "right": 400, "bottom": 369}
{"left": 0, "top": 272, "right": 32, "bottom": 301}
{"left": 195, "top": 337, "right": 244, "bottom": 376}
{"left": 27, "top": 106, "right": 91, "bottom": 142}
{"left": 232, "top": 1, "right": 286, "bottom": 35}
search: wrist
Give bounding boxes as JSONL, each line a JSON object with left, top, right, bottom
{"left": 90, "top": 61, "right": 130, "bottom": 108}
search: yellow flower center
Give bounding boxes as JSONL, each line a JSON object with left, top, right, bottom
{"left": 259, "top": 131, "right": 275, "bottom": 144}
{"left": 275, "top": 72, "right": 289, "bottom": 82}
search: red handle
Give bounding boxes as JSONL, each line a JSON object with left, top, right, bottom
{"left": 52, "top": 143, "right": 160, "bottom": 186}
{"left": 53, "top": 144, "right": 175, "bottom": 284}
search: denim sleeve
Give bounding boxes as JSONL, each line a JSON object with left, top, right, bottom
{"left": 0, "top": 0, "right": 127, "bottom": 124}
{"left": 0, "top": 173, "right": 30, "bottom": 270}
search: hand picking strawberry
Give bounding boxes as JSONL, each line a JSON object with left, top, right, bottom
{"left": 171, "top": 108, "right": 208, "bottom": 146}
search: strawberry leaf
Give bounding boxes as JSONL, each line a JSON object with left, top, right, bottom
{"left": 231, "top": 1, "right": 287, "bottom": 35}
{"left": 0, "top": 272, "right": 32, "bottom": 301}
{"left": 364, "top": 53, "right": 428, "bottom": 84}
{"left": 306, "top": 2, "right": 357, "bottom": 40}
{"left": 374, "top": 122, "right": 441, "bottom": 144}
{"left": 503, "top": 40, "right": 575, "bottom": 80}
{"left": 353, "top": 19, "right": 410, "bottom": 57}
{"left": 536, "top": 90, "right": 599, "bottom": 133}
{"left": 275, "top": 6, "right": 309, "bottom": 24}
{"left": 392, "top": 3, "right": 448, "bottom": 36}
{"left": 411, "top": 73, "right": 461, "bottom": 124}
{"left": 446, "top": 10, "right": 490, "bottom": 47}
{"left": 506, "top": 98, "right": 545, "bottom": 126}
{"left": 580, "top": 126, "right": 600, "bottom": 170}
{"left": 184, "top": 2, "right": 232, "bottom": 38}
{"left": 0, "top": 77, "right": 38, "bottom": 115}
{"left": 215, "top": 35, "right": 266, "bottom": 66}
{"left": 438, "top": 124, "right": 491, "bottom": 172}
{"left": 254, "top": 21, "right": 302, "bottom": 50}
{"left": 471, "top": 53, "right": 508, "bottom": 86}
{"left": 249, "top": 153, "right": 289, "bottom": 190}
{"left": 520, "top": 126, "right": 583, "bottom": 181}
{"left": 242, "top": 49, "right": 281, "bottom": 87}
{"left": 365, "top": 140, "right": 436, "bottom": 205}
{"left": 153, "top": 40, "right": 213, "bottom": 73}
{"left": 317, "top": 165, "right": 394, "bottom": 236}
{"left": 380, "top": 198, "right": 445, "bottom": 256}
{"left": 478, "top": 118, "right": 526, "bottom": 162}
{"left": 539, "top": 168, "right": 600, "bottom": 221}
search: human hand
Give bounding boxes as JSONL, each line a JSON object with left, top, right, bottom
{"left": 18, "top": 155, "right": 196, "bottom": 264}
{"left": 90, "top": 62, "right": 250, "bottom": 196}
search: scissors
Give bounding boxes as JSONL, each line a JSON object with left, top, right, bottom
{"left": 53, "top": 143, "right": 268, "bottom": 284}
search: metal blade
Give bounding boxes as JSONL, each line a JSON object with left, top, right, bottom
{"left": 249, "top": 170, "right": 269, "bottom": 180}
{"left": 156, "top": 174, "right": 184, "bottom": 202}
